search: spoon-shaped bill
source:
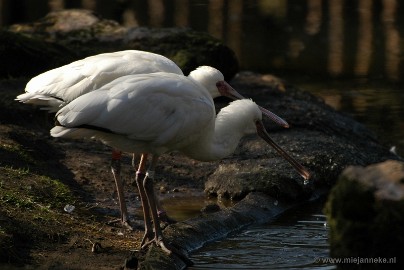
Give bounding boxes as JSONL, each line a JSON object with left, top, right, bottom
{"left": 255, "top": 121, "right": 311, "bottom": 180}
{"left": 258, "top": 106, "right": 289, "bottom": 128}
{"left": 216, "top": 81, "right": 289, "bottom": 128}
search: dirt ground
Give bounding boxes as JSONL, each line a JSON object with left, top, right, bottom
{"left": 0, "top": 78, "right": 216, "bottom": 269}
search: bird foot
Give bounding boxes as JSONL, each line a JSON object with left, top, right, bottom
{"left": 121, "top": 220, "right": 135, "bottom": 231}
{"left": 142, "top": 237, "right": 172, "bottom": 255}
{"left": 140, "top": 230, "right": 154, "bottom": 247}
{"left": 107, "top": 219, "right": 135, "bottom": 231}
{"left": 141, "top": 237, "right": 193, "bottom": 266}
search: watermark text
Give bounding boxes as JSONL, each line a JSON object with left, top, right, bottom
{"left": 315, "top": 256, "right": 396, "bottom": 265}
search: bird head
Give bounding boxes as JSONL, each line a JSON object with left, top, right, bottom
{"left": 189, "top": 66, "right": 289, "bottom": 128}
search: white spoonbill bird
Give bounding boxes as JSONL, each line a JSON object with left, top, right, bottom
{"left": 16, "top": 50, "right": 290, "bottom": 229}
{"left": 16, "top": 50, "right": 184, "bottom": 228}
{"left": 49, "top": 69, "right": 310, "bottom": 255}
{"left": 16, "top": 50, "right": 183, "bottom": 111}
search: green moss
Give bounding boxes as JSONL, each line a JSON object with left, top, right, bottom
{"left": 324, "top": 176, "right": 375, "bottom": 259}
{"left": 0, "top": 167, "right": 74, "bottom": 210}
{"left": 0, "top": 167, "right": 76, "bottom": 263}
{"left": 325, "top": 174, "right": 404, "bottom": 267}
{"left": 0, "top": 192, "right": 34, "bottom": 208}
{"left": 0, "top": 143, "right": 36, "bottom": 165}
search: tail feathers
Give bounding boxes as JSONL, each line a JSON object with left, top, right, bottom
{"left": 16, "top": 93, "right": 64, "bottom": 112}
{"left": 50, "top": 126, "right": 96, "bottom": 139}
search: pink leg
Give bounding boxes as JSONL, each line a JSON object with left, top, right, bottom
{"left": 132, "top": 153, "right": 175, "bottom": 224}
{"left": 140, "top": 156, "right": 193, "bottom": 265}
{"left": 133, "top": 154, "right": 154, "bottom": 246}
{"left": 141, "top": 155, "right": 170, "bottom": 253}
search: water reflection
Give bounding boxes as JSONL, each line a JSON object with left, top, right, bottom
{"left": 160, "top": 192, "right": 222, "bottom": 222}
{"left": 293, "top": 78, "right": 404, "bottom": 156}
{"left": 189, "top": 200, "right": 335, "bottom": 269}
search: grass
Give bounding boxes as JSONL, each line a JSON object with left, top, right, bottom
{"left": 0, "top": 167, "right": 74, "bottom": 210}
{"left": 0, "top": 166, "right": 76, "bottom": 263}
{"left": 0, "top": 142, "right": 36, "bottom": 165}
{"left": 0, "top": 164, "right": 140, "bottom": 265}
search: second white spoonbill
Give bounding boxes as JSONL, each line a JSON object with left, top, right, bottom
{"left": 50, "top": 69, "right": 310, "bottom": 255}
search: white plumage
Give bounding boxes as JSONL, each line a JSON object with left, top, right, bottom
{"left": 16, "top": 50, "right": 289, "bottom": 230}
{"left": 16, "top": 50, "right": 183, "bottom": 111}
{"left": 16, "top": 50, "right": 199, "bottom": 229}
{"left": 16, "top": 50, "right": 288, "bottom": 128}
{"left": 16, "top": 50, "right": 307, "bottom": 253}
{"left": 48, "top": 69, "right": 310, "bottom": 254}
{"left": 51, "top": 72, "right": 215, "bottom": 156}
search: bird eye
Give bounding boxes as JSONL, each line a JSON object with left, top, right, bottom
{"left": 216, "top": 81, "right": 224, "bottom": 87}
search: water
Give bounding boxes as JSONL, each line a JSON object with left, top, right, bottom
{"left": 188, "top": 200, "right": 334, "bottom": 270}
{"left": 290, "top": 78, "right": 404, "bottom": 156}
{"left": 160, "top": 192, "right": 222, "bottom": 222}
{"left": 160, "top": 195, "right": 333, "bottom": 269}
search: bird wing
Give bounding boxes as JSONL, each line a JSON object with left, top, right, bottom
{"left": 55, "top": 73, "right": 214, "bottom": 149}
{"left": 21, "top": 50, "right": 183, "bottom": 105}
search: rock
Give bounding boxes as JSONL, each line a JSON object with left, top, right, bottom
{"left": 200, "top": 203, "right": 220, "bottom": 213}
{"left": 324, "top": 160, "right": 404, "bottom": 268}
{"left": 4, "top": 9, "right": 238, "bottom": 79}
{"left": 205, "top": 72, "right": 400, "bottom": 201}
{"left": 136, "top": 245, "right": 189, "bottom": 270}
{"left": 0, "top": 30, "right": 77, "bottom": 78}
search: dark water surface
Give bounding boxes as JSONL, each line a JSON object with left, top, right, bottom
{"left": 188, "top": 202, "right": 333, "bottom": 269}
{"left": 161, "top": 196, "right": 334, "bottom": 269}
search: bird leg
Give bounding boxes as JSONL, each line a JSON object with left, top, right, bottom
{"left": 109, "top": 149, "right": 133, "bottom": 230}
{"left": 132, "top": 154, "right": 175, "bottom": 225}
{"left": 140, "top": 155, "right": 172, "bottom": 253}
{"left": 140, "top": 156, "right": 193, "bottom": 265}
{"left": 131, "top": 153, "right": 141, "bottom": 186}
{"left": 134, "top": 154, "right": 154, "bottom": 246}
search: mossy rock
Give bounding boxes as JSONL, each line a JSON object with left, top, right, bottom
{"left": 324, "top": 160, "right": 404, "bottom": 269}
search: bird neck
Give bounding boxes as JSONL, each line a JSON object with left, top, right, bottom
{"left": 180, "top": 108, "right": 250, "bottom": 162}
